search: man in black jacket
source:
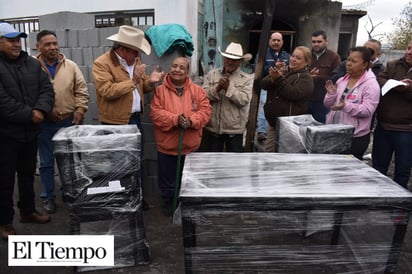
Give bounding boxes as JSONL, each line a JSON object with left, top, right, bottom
{"left": 0, "top": 23, "right": 55, "bottom": 240}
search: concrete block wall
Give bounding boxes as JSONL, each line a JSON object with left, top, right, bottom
{"left": 32, "top": 12, "right": 186, "bottom": 201}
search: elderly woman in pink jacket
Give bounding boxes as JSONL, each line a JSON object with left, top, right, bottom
{"left": 324, "top": 46, "right": 380, "bottom": 160}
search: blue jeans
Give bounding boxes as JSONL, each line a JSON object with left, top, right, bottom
{"left": 308, "top": 101, "right": 329, "bottom": 123}
{"left": 257, "top": 90, "right": 268, "bottom": 134}
{"left": 38, "top": 117, "right": 74, "bottom": 200}
{"left": 372, "top": 124, "right": 412, "bottom": 189}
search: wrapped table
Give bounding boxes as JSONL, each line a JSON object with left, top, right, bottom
{"left": 180, "top": 153, "right": 412, "bottom": 274}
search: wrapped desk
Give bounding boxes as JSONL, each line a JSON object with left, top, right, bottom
{"left": 53, "top": 125, "right": 150, "bottom": 271}
{"left": 276, "top": 114, "right": 354, "bottom": 153}
{"left": 179, "top": 153, "right": 412, "bottom": 274}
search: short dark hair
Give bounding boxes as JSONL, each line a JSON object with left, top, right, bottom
{"left": 311, "top": 30, "right": 327, "bottom": 40}
{"left": 36, "top": 30, "right": 57, "bottom": 43}
{"left": 367, "top": 38, "right": 382, "bottom": 52}
{"left": 350, "top": 46, "right": 372, "bottom": 64}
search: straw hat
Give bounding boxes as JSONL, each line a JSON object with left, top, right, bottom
{"left": 218, "top": 42, "right": 252, "bottom": 61}
{"left": 107, "top": 25, "right": 151, "bottom": 55}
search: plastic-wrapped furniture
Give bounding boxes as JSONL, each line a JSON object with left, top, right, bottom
{"left": 53, "top": 125, "right": 149, "bottom": 271}
{"left": 276, "top": 114, "right": 354, "bottom": 153}
{"left": 180, "top": 152, "right": 412, "bottom": 274}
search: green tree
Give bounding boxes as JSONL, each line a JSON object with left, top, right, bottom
{"left": 387, "top": 1, "right": 412, "bottom": 49}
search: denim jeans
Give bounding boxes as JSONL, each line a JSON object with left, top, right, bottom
{"left": 372, "top": 124, "right": 412, "bottom": 189}
{"left": 38, "top": 117, "right": 73, "bottom": 200}
{"left": 257, "top": 90, "right": 268, "bottom": 134}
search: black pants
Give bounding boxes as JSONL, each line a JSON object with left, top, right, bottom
{"left": 0, "top": 136, "right": 38, "bottom": 225}
{"left": 157, "top": 152, "right": 185, "bottom": 201}
{"left": 207, "top": 132, "right": 244, "bottom": 152}
{"left": 350, "top": 133, "right": 370, "bottom": 160}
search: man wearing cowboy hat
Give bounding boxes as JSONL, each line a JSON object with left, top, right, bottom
{"left": 202, "top": 42, "right": 253, "bottom": 152}
{"left": 92, "top": 25, "right": 165, "bottom": 210}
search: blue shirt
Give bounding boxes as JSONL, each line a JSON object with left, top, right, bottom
{"left": 45, "top": 59, "right": 59, "bottom": 79}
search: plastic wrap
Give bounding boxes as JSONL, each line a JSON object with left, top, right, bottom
{"left": 52, "top": 125, "right": 149, "bottom": 271}
{"left": 179, "top": 153, "right": 412, "bottom": 273}
{"left": 276, "top": 114, "right": 354, "bottom": 153}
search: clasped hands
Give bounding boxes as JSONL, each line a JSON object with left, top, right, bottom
{"left": 325, "top": 80, "right": 345, "bottom": 111}
{"left": 216, "top": 74, "right": 230, "bottom": 92}
{"left": 178, "top": 114, "right": 192, "bottom": 129}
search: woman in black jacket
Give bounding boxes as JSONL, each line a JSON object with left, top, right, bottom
{"left": 261, "top": 46, "right": 314, "bottom": 152}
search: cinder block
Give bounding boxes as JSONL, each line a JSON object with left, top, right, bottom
{"left": 78, "top": 30, "right": 89, "bottom": 47}
{"left": 55, "top": 30, "right": 68, "bottom": 47}
{"left": 143, "top": 142, "right": 158, "bottom": 161}
{"left": 79, "top": 66, "right": 89, "bottom": 83}
{"left": 87, "top": 29, "right": 100, "bottom": 47}
{"left": 99, "top": 27, "right": 119, "bottom": 47}
{"left": 39, "top": 11, "right": 94, "bottom": 30}
{"left": 88, "top": 66, "right": 94, "bottom": 84}
{"left": 84, "top": 83, "right": 99, "bottom": 125}
{"left": 144, "top": 159, "right": 159, "bottom": 177}
{"left": 67, "top": 30, "right": 79, "bottom": 48}
{"left": 82, "top": 47, "right": 93, "bottom": 67}
{"left": 92, "top": 47, "right": 105, "bottom": 60}
{"left": 59, "top": 48, "right": 71, "bottom": 59}
{"left": 71, "top": 48, "right": 83, "bottom": 66}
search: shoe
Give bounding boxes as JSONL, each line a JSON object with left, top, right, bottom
{"left": 257, "top": 132, "right": 267, "bottom": 141}
{"left": 142, "top": 199, "right": 149, "bottom": 211}
{"left": 0, "top": 224, "right": 16, "bottom": 240}
{"left": 43, "top": 199, "right": 56, "bottom": 214}
{"left": 20, "top": 211, "right": 50, "bottom": 224}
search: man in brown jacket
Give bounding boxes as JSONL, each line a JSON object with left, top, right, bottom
{"left": 92, "top": 25, "right": 165, "bottom": 210}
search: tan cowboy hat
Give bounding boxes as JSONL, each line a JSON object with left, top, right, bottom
{"left": 107, "top": 25, "right": 151, "bottom": 55}
{"left": 218, "top": 42, "right": 252, "bottom": 62}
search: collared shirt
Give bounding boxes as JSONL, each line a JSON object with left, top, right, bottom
{"left": 45, "top": 58, "right": 59, "bottom": 79}
{"left": 313, "top": 48, "right": 327, "bottom": 61}
{"left": 114, "top": 51, "right": 141, "bottom": 113}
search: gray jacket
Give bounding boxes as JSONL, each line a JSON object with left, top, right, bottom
{"left": 203, "top": 67, "right": 253, "bottom": 134}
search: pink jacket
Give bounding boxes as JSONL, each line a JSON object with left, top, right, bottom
{"left": 324, "top": 69, "right": 380, "bottom": 137}
{"left": 150, "top": 74, "right": 211, "bottom": 156}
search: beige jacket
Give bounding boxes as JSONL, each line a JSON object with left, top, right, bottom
{"left": 37, "top": 53, "right": 89, "bottom": 118}
{"left": 203, "top": 67, "right": 253, "bottom": 134}
{"left": 92, "top": 49, "right": 154, "bottom": 124}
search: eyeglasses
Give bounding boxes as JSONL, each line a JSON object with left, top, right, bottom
{"left": 311, "top": 40, "right": 324, "bottom": 44}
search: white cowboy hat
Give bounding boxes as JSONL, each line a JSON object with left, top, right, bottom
{"left": 218, "top": 42, "right": 252, "bottom": 62}
{"left": 107, "top": 25, "right": 151, "bottom": 55}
